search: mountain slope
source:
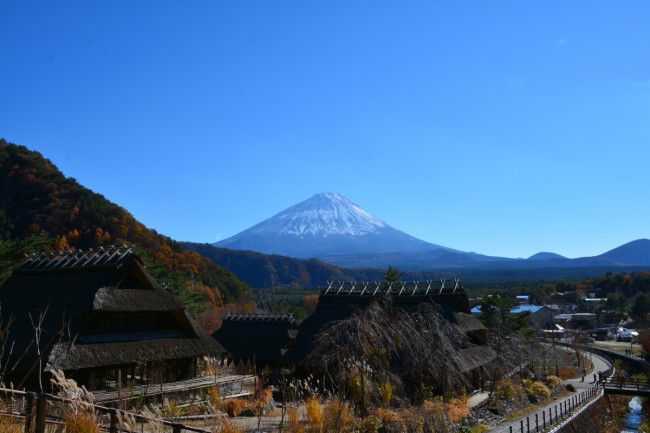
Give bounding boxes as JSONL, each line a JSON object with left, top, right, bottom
{"left": 216, "top": 192, "right": 458, "bottom": 260}
{"left": 597, "top": 239, "right": 650, "bottom": 266}
{"left": 0, "top": 139, "right": 249, "bottom": 318}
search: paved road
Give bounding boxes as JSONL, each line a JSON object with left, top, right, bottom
{"left": 490, "top": 351, "right": 610, "bottom": 433}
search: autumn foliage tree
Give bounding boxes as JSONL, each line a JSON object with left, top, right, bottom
{"left": 0, "top": 139, "right": 250, "bottom": 321}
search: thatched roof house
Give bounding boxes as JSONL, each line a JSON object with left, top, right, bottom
{"left": 0, "top": 245, "right": 224, "bottom": 390}
{"left": 212, "top": 281, "right": 494, "bottom": 374}
{"left": 213, "top": 313, "right": 297, "bottom": 368}
{"left": 283, "top": 281, "right": 491, "bottom": 365}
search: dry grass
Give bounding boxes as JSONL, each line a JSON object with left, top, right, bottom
{"left": 557, "top": 366, "right": 577, "bottom": 379}
{"left": 217, "top": 419, "right": 244, "bottom": 433}
{"left": 305, "top": 396, "right": 324, "bottom": 433}
{"left": 445, "top": 396, "right": 470, "bottom": 423}
{"left": 323, "top": 398, "right": 356, "bottom": 433}
{"left": 207, "top": 387, "right": 222, "bottom": 412}
{"left": 64, "top": 411, "right": 101, "bottom": 433}
{"left": 0, "top": 414, "right": 23, "bottom": 433}
{"left": 287, "top": 405, "right": 305, "bottom": 433}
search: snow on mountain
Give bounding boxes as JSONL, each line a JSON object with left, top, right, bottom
{"left": 215, "top": 192, "right": 445, "bottom": 258}
{"left": 246, "top": 192, "right": 387, "bottom": 237}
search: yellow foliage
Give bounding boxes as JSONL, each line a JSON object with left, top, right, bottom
{"left": 305, "top": 396, "right": 324, "bottom": 433}
{"left": 523, "top": 380, "right": 550, "bottom": 398}
{"left": 287, "top": 405, "right": 305, "bottom": 433}
{"left": 378, "top": 381, "right": 393, "bottom": 408}
{"left": 323, "top": 398, "right": 355, "bottom": 433}
{"left": 207, "top": 387, "right": 222, "bottom": 412}
{"left": 547, "top": 375, "right": 562, "bottom": 387}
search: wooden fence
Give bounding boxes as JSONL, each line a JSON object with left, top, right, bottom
{"left": 1, "top": 387, "right": 216, "bottom": 433}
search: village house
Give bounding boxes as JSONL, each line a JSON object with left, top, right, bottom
{"left": 509, "top": 305, "right": 555, "bottom": 328}
{"left": 214, "top": 281, "right": 495, "bottom": 379}
{"left": 0, "top": 246, "right": 226, "bottom": 392}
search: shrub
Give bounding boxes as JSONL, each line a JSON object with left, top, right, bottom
{"left": 224, "top": 398, "right": 249, "bottom": 417}
{"left": 378, "top": 381, "right": 393, "bottom": 408}
{"left": 547, "top": 375, "right": 562, "bottom": 387}
{"left": 305, "top": 396, "right": 324, "bottom": 433}
{"left": 527, "top": 381, "right": 550, "bottom": 398}
{"left": 445, "top": 397, "right": 470, "bottom": 423}
{"left": 494, "top": 380, "right": 517, "bottom": 401}
{"left": 566, "top": 384, "right": 576, "bottom": 392}
{"left": 531, "top": 380, "right": 551, "bottom": 397}
{"left": 358, "top": 415, "right": 382, "bottom": 433}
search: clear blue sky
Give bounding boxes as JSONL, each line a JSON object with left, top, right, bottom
{"left": 2, "top": 1, "right": 649, "bottom": 259}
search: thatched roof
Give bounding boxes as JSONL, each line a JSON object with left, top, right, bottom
{"left": 213, "top": 314, "right": 297, "bottom": 367}
{"left": 0, "top": 246, "right": 224, "bottom": 381}
{"left": 458, "top": 345, "right": 497, "bottom": 373}
{"left": 283, "top": 284, "right": 472, "bottom": 366}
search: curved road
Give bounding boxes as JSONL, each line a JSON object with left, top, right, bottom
{"left": 492, "top": 350, "right": 610, "bottom": 433}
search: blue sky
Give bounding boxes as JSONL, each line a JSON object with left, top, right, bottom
{"left": 2, "top": 1, "right": 649, "bottom": 259}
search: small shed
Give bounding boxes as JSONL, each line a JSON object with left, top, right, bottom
{"left": 213, "top": 313, "right": 297, "bottom": 368}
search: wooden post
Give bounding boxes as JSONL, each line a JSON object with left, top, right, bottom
{"left": 109, "top": 409, "right": 119, "bottom": 433}
{"left": 24, "top": 392, "right": 37, "bottom": 433}
{"left": 34, "top": 394, "right": 46, "bottom": 433}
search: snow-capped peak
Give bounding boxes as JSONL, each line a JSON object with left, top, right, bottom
{"left": 246, "top": 192, "right": 387, "bottom": 237}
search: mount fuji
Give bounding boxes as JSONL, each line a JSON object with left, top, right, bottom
{"left": 214, "top": 192, "right": 497, "bottom": 267}
{"left": 213, "top": 193, "right": 650, "bottom": 270}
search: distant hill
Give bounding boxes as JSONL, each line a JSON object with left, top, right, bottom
{"left": 0, "top": 139, "right": 249, "bottom": 319}
{"left": 527, "top": 252, "right": 568, "bottom": 261}
{"left": 183, "top": 242, "right": 383, "bottom": 288}
{"left": 597, "top": 239, "right": 650, "bottom": 266}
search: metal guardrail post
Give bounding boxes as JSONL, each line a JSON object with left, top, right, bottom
{"left": 535, "top": 413, "right": 538, "bottom": 431}
{"left": 526, "top": 416, "right": 530, "bottom": 432}
{"left": 543, "top": 411, "right": 546, "bottom": 429}
{"left": 509, "top": 426, "right": 512, "bottom": 433}
{"left": 520, "top": 419, "right": 524, "bottom": 432}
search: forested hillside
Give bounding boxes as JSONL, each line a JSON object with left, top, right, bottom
{"left": 183, "top": 242, "right": 383, "bottom": 288}
{"left": 0, "top": 139, "right": 250, "bottom": 326}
